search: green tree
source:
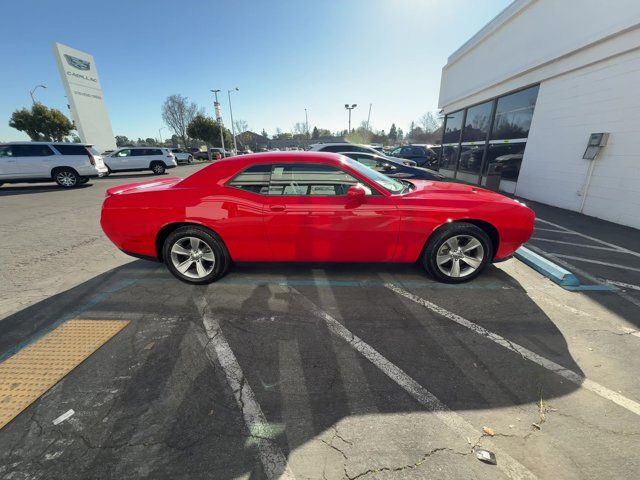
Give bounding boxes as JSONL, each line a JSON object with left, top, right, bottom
{"left": 187, "top": 114, "right": 233, "bottom": 149}
{"left": 115, "top": 135, "right": 130, "bottom": 147}
{"left": 388, "top": 123, "right": 398, "bottom": 143}
{"left": 145, "top": 137, "right": 156, "bottom": 145}
{"left": 311, "top": 126, "right": 319, "bottom": 139}
{"left": 261, "top": 128, "right": 268, "bottom": 138}
{"left": 9, "top": 103, "right": 74, "bottom": 141}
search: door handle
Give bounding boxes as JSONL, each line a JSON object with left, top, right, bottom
{"left": 269, "top": 205, "right": 286, "bottom": 212}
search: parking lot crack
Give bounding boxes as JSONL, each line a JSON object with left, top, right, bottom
{"left": 347, "top": 447, "right": 469, "bottom": 479}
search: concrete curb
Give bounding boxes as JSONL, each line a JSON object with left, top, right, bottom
{"left": 514, "top": 246, "right": 580, "bottom": 287}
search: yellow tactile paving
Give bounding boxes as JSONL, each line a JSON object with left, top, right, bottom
{"left": 0, "top": 319, "right": 129, "bottom": 429}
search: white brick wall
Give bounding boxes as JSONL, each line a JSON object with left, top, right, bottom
{"left": 518, "top": 48, "right": 640, "bottom": 228}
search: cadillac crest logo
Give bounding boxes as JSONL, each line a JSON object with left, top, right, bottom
{"left": 64, "top": 54, "right": 90, "bottom": 71}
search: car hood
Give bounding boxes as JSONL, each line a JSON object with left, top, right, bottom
{"left": 105, "top": 177, "right": 182, "bottom": 197}
{"left": 401, "top": 179, "right": 517, "bottom": 204}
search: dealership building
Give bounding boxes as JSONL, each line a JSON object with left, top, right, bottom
{"left": 437, "top": 0, "right": 640, "bottom": 229}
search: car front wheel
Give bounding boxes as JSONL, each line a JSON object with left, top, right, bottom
{"left": 163, "top": 226, "right": 230, "bottom": 284}
{"left": 54, "top": 168, "right": 80, "bottom": 188}
{"left": 422, "top": 222, "right": 492, "bottom": 283}
{"left": 151, "top": 162, "right": 166, "bottom": 175}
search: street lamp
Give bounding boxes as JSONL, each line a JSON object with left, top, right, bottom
{"left": 345, "top": 104, "right": 357, "bottom": 133}
{"left": 210, "top": 89, "right": 225, "bottom": 152}
{"left": 158, "top": 127, "right": 165, "bottom": 144}
{"left": 228, "top": 87, "right": 239, "bottom": 154}
{"left": 30, "top": 84, "right": 46, "bottom": 104}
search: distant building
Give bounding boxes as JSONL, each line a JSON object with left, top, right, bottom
{"left": 437, "top": 0, "right": 640, "bottom": 229}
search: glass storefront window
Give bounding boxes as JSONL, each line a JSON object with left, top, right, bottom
{"left": 457, "top": 144, "right": 485, "bottom": 176}
{"left": 439, "top": 145, "right": 460, "bottom": 176}
{"left": 483, "top": 142, "right": 526, "bottom": 181}
{"left": 461, "top": 101, "right": 493, "bottom": 142}
{"left": 491, "top": 85, "right": 539, "bottom": 140}
{"left": 442, "top": 110, "right": 463, "bottom": 144}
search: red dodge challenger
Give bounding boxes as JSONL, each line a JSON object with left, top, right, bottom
{"left": 101, "top": 152, "right": 534, "bottom": 284}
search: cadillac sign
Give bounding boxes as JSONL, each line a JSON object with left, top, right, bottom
{"left": 53, "top": 42, "right": 116, "bottom": 153}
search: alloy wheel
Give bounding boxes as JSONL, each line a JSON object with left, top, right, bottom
{"left": 56, "top": 171, "right": 77, "bottom": 187}
{"left": 435, "top": 235, "right": 485, "bottom": 278}
{"left": 170, "top": 236, "right": 216, "bottom": 279}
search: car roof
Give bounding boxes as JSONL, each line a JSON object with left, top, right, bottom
{"left": 4, "top": 141, "right": 93, "bottom": 146}
{"left": 116, "top": 146, "right": 165, "bottom": 149}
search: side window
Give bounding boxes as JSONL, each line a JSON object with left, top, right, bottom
{"left": 12, "top": 144, "right": 55, "bottom": 157}
{"left": 53, "top": 144, "right": 88, "bottom": 155}
{"left": 116, "top": 149, "right": 131, "bottom": 157}
{"left": 390, "top": 147, "right": 401, "bottom": 156}
{"left": 0, "top": 145, "right": 13, "bottom": 157}
{"left": 151, "top": 149, "right": 163, "bottom": 156}
{"left": 131, "top": 149, "right": 146, "bottom": 156}
{"left": 321, "top": 145, "right": 345, "bottom": 153}
{"left": 227, "top": 164, "right": 272, "bottom": 194}
{"left": 269, "top": 163, "right": 359, "bottom": 196}
{"left": 354, "top": 155, "right": 377, "bottom": 169}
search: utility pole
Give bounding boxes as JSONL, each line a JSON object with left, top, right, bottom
{"left": 158, "top": 127, "right": 164, "bottom": 144}
{"left": 30, "top": 84, "right": 46, "bottom": 104}
{"left": 367, "top": 103, "right": 372, "bottom": 131}
{"left": 228, "top": 87, "right": 239, "bottom": 154}
{"left": 305, "top": 108, "right": 309, "bottom": 147}
{"left": 344, "top": 104, "right": 357, "bottom": 134}
{"left": 210, "top": 89, "right": 225, "bottom": 151}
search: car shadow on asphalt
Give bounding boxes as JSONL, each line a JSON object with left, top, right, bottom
{"left": 0, "top": 184, "right": 93, "bottom": 196}
{"left": 0, "top": 260, "right": 584, "bottom": 479}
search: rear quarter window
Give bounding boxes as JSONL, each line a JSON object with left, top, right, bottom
{"left": 53, "top": 144, "right": 88, "bottom": 155}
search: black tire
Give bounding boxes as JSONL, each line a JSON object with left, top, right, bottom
{"left": 163, "top": 226, "right": 230, "bottom": 284}
{"left": 53, "top": 167, "right": 80, "bottom": 188}
{"left": 188, "top": 155, "right": 193, "bottom": 164}
{"left": 422, "top": 222, "right": 492, "bottom": 283}
{"left": 151, "top": 161, "right": 166, "bottom": 175}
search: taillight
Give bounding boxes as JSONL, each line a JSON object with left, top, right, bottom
{"left": 88, "top": 153, "right": 96, "bottom": 165}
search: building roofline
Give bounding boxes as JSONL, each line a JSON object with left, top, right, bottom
{"left": 446, "top": 0, "right": 536, "bottom": 66}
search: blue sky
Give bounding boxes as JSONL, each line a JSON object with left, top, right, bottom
{"left": 1, "top": 0, "right": 512, "bottom": 141}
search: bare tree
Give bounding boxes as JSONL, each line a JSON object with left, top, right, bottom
{"left": 162, "top": 94, "right": 200, "bottom": 149}
{"left": 418, "top": 112, "right": 442, "bottom": 134}
{"left": 234, "top": 119, "right": 249, "bottom": 134}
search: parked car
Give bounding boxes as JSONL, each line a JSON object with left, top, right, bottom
{"left": 170, "top": 148, "right": 193, "bottom": 164}
{"left": 308, "top": 142, "right": 417, "bottom": 166}
{"left": 0, "top": 141, "right": 108, "bottom": 188}
{"left": 340, "top": 152, "right": 444, "bottom": 181}
{"left": 104, "top": 147, "right": 177, "bottom": 175}
{"left": 101, "top": 151, "right": 534, "bottom": 285}
{"left": 388, "top": 145, "right": 438, "bottom": 169}
{"left": 193, "top": 148, "right": 231, "bottom": 161}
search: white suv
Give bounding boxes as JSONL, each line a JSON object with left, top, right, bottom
{"left": 0, "top": 141, "right": 108, "bottom": 188}
{"left": 105, "top": 147, "right": 177, "bottom": 175}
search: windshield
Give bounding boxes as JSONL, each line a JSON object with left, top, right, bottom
{"left": 341, "top": 156, "right": 406, "bottom": 194}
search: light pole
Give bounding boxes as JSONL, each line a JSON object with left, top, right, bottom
{"left": 345, "top": 104, "right": 357, "bottom": 133}
{"left": 210, "top": 89, "right": 226, "bottom": 152}
{"left": 158, "top": 127, "right": 165, "bottom": 144}
{"left": 228, "top": 87, "right": 239, "bottom": 154}
{"left": 304, "top": 108, "right": 309, "bottom": 146}
{"left": 30, "top": 84, "right": 46, "bottom": 104}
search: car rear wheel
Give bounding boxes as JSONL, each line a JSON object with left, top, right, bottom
{"left": 422, "top": 222, "right": 492, "bottom": 283}
{"left": 53, "top": 168, "right": 80, "bottom": 188}
{"left": 163, "top": 226, "right": 230, "bottom": 284}
{"left": 151, "top": 162, "right": 166, "bottom": 175}
{"left": 188, "top": 155, "right": 193, "bottom": 164}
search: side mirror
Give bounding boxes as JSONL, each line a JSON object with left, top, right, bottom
{"left": 347, "top": 185, "right": 366, "bottom": 203}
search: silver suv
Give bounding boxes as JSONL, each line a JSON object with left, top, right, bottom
{"left": 0, "top": 142, "right": 108, "bottom": 188}
{"left": 104, "top": 147, "right": 177, "bottom": 175}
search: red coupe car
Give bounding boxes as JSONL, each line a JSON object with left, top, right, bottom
{"left": 101, "top": 152, "right": 534, "bottom": 284}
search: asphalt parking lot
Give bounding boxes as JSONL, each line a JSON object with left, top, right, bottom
{"left": 1, "top": 167, "right": 640, "bottom": 479}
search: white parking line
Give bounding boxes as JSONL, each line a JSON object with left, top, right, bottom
{"left": 604, "top": 280, "right": 640, "bottom": 292}
{"left": 553, "top": 254, "right": 640, "bottom": 274}
{"left": 195, "top": 295, "right": 295, "bottom": 480}
{"left": 384, "top": 283, "right": 640, "bottom": 417}
{"left": 291, "top": 287, "right": 538, "bottom": 480}
{"left": 534, "top": 227, "right": 578, "bottom": 234}
{"left": 536, "top": 218, "right": 640, "bottom": 259}
{"left": 531, "top": 237, "right": 619, "bottom": 252}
